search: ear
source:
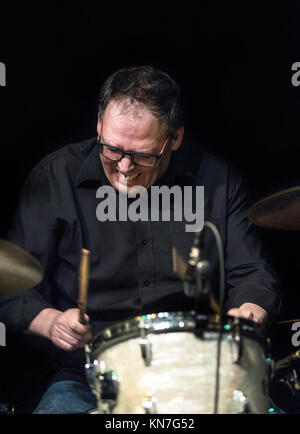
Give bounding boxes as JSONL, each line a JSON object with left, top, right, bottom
{"left": 96, "top": 114, "right": 102, "bottom": 137}
{"left": 170, "top": 127, "right": 184, "bottom": 151}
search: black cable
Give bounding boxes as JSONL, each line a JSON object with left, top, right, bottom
{"left": 201, "top": 221, "right": 225, "bottom": 414}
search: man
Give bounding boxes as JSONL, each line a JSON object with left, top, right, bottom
{"left": 0, "top": 65, "right": 281, "bottom": 413}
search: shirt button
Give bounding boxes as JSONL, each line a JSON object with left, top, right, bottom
{"left": 142, "top": 239, "right": 148, "bottom": 246}
{"left": 133, "top": 296, "right": 141, "bottom": 306}
{"left": 144, "top": 280, "right": 150, "bottom": 287}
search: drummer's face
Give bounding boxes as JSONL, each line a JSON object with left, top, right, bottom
{"left": 97, "top": 99, "right": 183, "bottom": 194}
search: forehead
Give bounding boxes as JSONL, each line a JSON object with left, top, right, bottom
{"left": 101, "top": 99, "right": 167, "bottom": 142}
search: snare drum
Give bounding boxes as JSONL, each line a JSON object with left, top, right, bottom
{"left": 85, "top": 311, "right": 269, "bottom": 414}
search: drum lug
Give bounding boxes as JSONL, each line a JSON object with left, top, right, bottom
{"left": 227, "top": 318, "right": 242, "bottom": 364}
{"left": 85, "top": 360, "right": 102, "bottom": 401}
{"left": 85, "top": 343, "right": 92, "bottom": 364}
{"left": 85, "top": 360, "right": 119, "bottom": 413}
{"left": 230, "top": 389, "right": 250, "bottom": 414}
{"left": 265, "top": 356, "right": 275, "bottom": 380}
{"left": 139, "top": 322, "right": 152, "bottom": 366}
{"left": 140, "top": 337, "right": 152, "bottom": 366}
{"left": 142, "top": 394, "right": 157, "bottom": 414}
{"left": 227, "top": 334, "right": 242, "bottom": 364}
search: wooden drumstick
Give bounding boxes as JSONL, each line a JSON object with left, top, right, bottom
{"left": 78, "top": 248, "right": 90, "bottom": 325}
{"left": 278, "top": 319, "right": 300, "bottom": 324}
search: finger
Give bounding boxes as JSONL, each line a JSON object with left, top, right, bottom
{"left": 55, "top": 316, "right": 91, "bottom": 335}
{"left": 52, "top": 329, "right": 91, "bottom": 350}
{"left": 227, "top": 308, "right": 254, "bottom": 321}
{"left": 76, "top": 334, "right": 92, "bottom": 347}
{"left": 240, "top": 309, "right": 254, "bottom": 321}
{"left": 53, "top": 327, "right": 83, "bottom": 346}
{"left": 84, "top": 313, "right": 90, "bottom": 324}
{"left": 52, "top": 322, "right": 86, "bottom": 341}
{"left": 252, "top": 314, "right": 265, "bottom": 324}
{"left": 69, "top": 329, "right": 92, "bottom": 347}
{"left": 226, "top": 308, "right": 240, "bottom": 317}
{"left": 58, "top": 325, "right": 92, "bottom": 345}
{"left": 52, "top": 336, "right": 79, "bottom": 352}
{"left": 70, "top": 319, "right": 91, "bottom": 335}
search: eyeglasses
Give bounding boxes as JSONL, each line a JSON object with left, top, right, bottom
{"left": 97, "top": 135, "right": 169, "bottom": 168}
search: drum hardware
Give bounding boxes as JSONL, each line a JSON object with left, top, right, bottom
{"left": 139, "top": 322, "right": 152, "bottom": 367}
{"left": 227, "top": 321, "right": 251, "bottom": 414}
{"left": 278, "top": 368, "right": 300, "bottom": 394}
{"left": 276, "top": 349, "right": 300, "bottom": 370}
{"left": 85, "top": 360, "right": 102, "bottom": 410}
{"left": 142, "top": 394, "right": 157, "bottom": 414}
{"left": 227, "top": 333, "right": 241, "bottom": 364}
{"left": 271, "top": 350, "right": 300, "bottom": 395}
{"left": 178, "top": 221, "right": 225, "bottom": 319}
{"left": 182, "top": 225, "right": 212, "bottom": 300}
{"left": 229, "top": 390, "right": 250, "bottom": 414}
{"left": 85, "top": 358, "right": 119, "bottom": 414}
{"left": 265, "top": 355, "right": 276, "bottom": 381}
{"left": 0, "top": 239, "right": 44, "bottom": 294}
{"left": 227, "top": 317, "right": 243, "bottom": 364}
{"left": 172, "top": 247, "right": 218, "bottom": 315}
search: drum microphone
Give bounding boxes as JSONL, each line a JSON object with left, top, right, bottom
{"left": 183, "top": 228, "right": 210, "bottom": 298}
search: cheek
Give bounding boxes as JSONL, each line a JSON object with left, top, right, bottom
{"left": 140, "top": 168, "right": 160, "bottom": 187}
{"left": 101, "top": 158, "right": 116, "bottom": 174}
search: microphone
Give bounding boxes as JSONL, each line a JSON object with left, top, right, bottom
{"left": 183, "top": 228, "right": 210, "bottom": 298}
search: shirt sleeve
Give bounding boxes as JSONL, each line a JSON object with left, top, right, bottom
{"left": 0, "top": 168, "right": 56, "bottom": 333}
{"left": 224, "top": 165, "right": 282, "bottom": 320}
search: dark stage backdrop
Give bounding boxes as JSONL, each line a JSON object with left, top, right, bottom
{"left": 0, "top": 2, "right": 300, "bottom": 407}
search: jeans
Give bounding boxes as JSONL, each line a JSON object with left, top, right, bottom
{"left": 32, "top": 380, "right": 286, "bottom": 415}
{"left": 33, "top": 380, "right": 97, "bottom": 414}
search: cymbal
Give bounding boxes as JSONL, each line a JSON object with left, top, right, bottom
{"left": 248, "top": 186, "right": 300, "bottom": 230}
{"left": 0, "top": 240, "right": 43, "bottom": 294}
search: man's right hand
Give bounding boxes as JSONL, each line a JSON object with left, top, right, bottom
{"left": 26, "top": 307, "right": 92, "bottom": 351}
{"left": 49, "top": 308, "right": 92, "bottom": 351}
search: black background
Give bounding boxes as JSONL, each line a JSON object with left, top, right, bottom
{"left": 1, "top": 0, "right": 300, "bottom": 411}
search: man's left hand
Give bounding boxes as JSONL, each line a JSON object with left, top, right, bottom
{"left": 227, "top": 303, "right": 267, "bottom": 324}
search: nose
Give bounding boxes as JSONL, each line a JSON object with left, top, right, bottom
{"left": 117, "top": 155, "right": 135, "bottom": 173}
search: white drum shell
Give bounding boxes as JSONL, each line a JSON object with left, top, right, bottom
{"left": 87, "top": 313, "right": 269, "bottom": 414}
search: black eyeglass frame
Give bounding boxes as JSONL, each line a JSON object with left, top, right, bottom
{"left": 96, "top": 135, "right": 169, "bottom": 168}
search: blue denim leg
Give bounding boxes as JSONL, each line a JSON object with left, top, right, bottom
{"left": 33, "top": 380, "right": 97, "bottom": 414}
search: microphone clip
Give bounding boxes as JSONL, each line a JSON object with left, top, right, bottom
{"left": 183, "top": 229, "right": 211, "bottom": 299}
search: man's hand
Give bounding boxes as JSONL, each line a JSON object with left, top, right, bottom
{"left": 27, "top": 307, "right": 92, "bottom": 351}
{"left": 49, "top": 308, "right": 92, "bottom": 351}
{"left": 227, "top": 302, "right": 267, "bottom": 324}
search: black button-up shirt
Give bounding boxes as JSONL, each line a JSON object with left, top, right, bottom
{"left": 0, "top": 137, "right": 281, "bottom": 383}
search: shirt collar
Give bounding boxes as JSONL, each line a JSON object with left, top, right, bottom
{"left": 75, "top": 139, "right": 105, "bottom": 187}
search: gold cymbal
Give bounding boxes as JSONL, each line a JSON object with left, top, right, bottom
{"left": 0, "top": 240, "right": 43, "bottom": 294}
{"left": 248, "top": 186, "right": 300, "bottom": 230}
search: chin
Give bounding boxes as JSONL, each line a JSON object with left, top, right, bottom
{"left": 115, "top": 183, "right": 129, "bottom": 194}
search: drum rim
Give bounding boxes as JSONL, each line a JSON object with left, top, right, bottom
{"left": 87, "top": 311, "right": 266, "bottom": 358}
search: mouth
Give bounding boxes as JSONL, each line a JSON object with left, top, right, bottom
{"left": 117, "top": 172, "right": 141, "bottom": 183}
